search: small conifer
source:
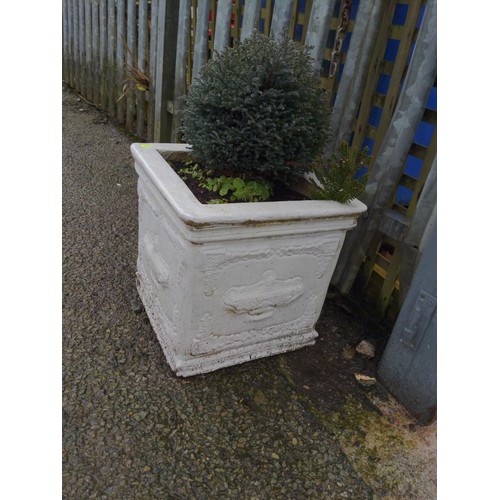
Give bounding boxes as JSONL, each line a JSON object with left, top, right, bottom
{"left": 182, "top": 32, "right": 330, "bottom": 183}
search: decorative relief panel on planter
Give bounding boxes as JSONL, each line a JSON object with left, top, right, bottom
{"left": 132, "top": 144, "right": 367, "bottom": 376}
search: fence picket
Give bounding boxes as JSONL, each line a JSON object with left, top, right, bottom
{"left": 116, "top": 0, "right": 126, "bottom": 122}
{"left": 99, "top": 0, "right": 108, "bottom": 108}
{"left": 107, "top": 0, "right": 116, "bottom": 116}
{"left": 136, "top": 0, "right": 148, "bottom": 138}
{"left": 347, "top": 0, "right": 397, "bottom": 155}
{"left": 63, "top": 0, "right": 69, "bottom": 81}
{"left": 371, "top": 1, "right": 421, "bottom": 160}
{"left": 213, "top": 0, "right": 233, "bottom": 53}
{"left": 126, "top": 0, "right": 137, "bottom": 130}
{"left": 72, "top": 0, "right": 79, "bottom": 88}
{"left": 67, "top": 0, "right": 74, "bottom": 85}
{"left": 270, "top": 0, "right": 294, "bottom": 38}
{"left": 78, "top": 0, "right": 85, "bottom": 93}
{"left": 192, "top": 0, "right": 211, "bottom": 80}
{"left": 240, "top": 0, "right": 261, "bottom": 41}
{"left": 172, "top": 0, "right": 191, "bottom": 140}
{"left": 304, "top": 0, "right": 337, "bottom": 71}
{"left": 326, "top": 0, "right": 384, "bottom": 154}
{"left": 92, "top": 0, "right": 100, "bottom": 105}
{"left": 85, "top": 0, "right": 93, "bottom": 100}
{"left": 147, "top": 0, "right": 158, "bottom": 141}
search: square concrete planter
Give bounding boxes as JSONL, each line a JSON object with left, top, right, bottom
{"left": 131, "top": 143, "right": 366, "bottom": 376}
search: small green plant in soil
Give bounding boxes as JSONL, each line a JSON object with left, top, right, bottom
{"left": 179, "top": 160, "right": 272, "bottom": 203}
{"left": 310, "top": 142, "right": 372, "bottom": 203}
{"left": 182, "top": 31, "right": 330, "bottom": 184}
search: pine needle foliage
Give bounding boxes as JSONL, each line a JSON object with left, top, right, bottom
{"left": 310, "top": 142, "right": 372, "bottom": 203}
{"left": 182, "top": 32, "right": 330, "bottom": 183}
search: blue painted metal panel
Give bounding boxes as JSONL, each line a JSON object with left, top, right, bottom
{"left": 362, "top": 136, "right": 375, "bottom": 155}
{"left": 427, "top": 86, "right": 437, "bottom": 111}
{"left": 376, "top": 73, "right": 391, "bottom": 95}
{"left": 413, "top": 121, "right": 434, "bottom": 148}
{"left": 404, "top": 155, "right": 424, "bottom": 179}
{"left": 368, "top": 105, "right": 383, "bottom": 128}
{"left": 395, "top": 185, "right": 413, "bottom": 205}
{"left": 384, "top": 39, "right": 400, "bottom": 62}
{"left": 392, "top": 3, "right": 408, "bottom": 25}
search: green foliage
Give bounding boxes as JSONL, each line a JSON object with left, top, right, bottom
{"left": 179, "top": 159, "right": 272, "bottom": 203}
{"left": 178, "top": 160, "right": 205, "bottom": 181}
{"left": 203, "top": 176, "right": 272, "bottom": 203}
{"left": 182, "top": 31, "right": 330, "bottom": 183}
{"left": 310, "top": 142, "right": 372, "bottom": 203}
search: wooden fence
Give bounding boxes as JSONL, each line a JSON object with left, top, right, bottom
{"left": 62, "top": 0, "right": 437, "bottom": 327}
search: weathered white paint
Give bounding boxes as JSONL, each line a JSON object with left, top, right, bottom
{"left": 147, "top": 0, "right": 158, "bottom": 141}
{"left": 305, "top": 0, "right": 337, "bottom": 71}
{"left": 116, "top": 0, "right": 126, "bottom": 121}
{"left": 136, "top": 0, "right": 148, "bottom": 137}
{"left": 270, "top": 0, "right": 294, "bottom": 38}
{"left": 172, "top": 0, "right": 190, "bottom": 140}
{"left": 192, "top": 0, "right": 211, "bottom": 80}
{"left": 107, "top": 0, "right": 116, "bottom": 114}
{"left": 131, "top": 143, "right": 366, "bottom": 376}
{"left": 325, "top": 0, "right": 384, "bottom": 155}
{"left": 99, "top": 0, "right": 107, "bottom": 106}
{"left": 126, "top": 0, "right": 137, "bottom": 129}
{"left": 213, "top": 0, "right": 233, "bottom": 53}
{"left": 240, "top": 0, "right": 261, "bottom": 41}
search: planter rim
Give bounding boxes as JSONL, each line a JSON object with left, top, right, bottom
{"left": 131, "top": 143, "right": 367, "bottom": 227}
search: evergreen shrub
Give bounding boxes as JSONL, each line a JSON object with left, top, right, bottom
{"left": 182, "top": 32, "right": 330, "bottom": 183}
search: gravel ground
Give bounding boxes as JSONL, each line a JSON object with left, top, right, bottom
{"left": 62, "top": 85, "right": 374, "bottom": 499}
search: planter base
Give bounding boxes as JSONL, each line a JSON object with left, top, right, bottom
{"left": 132, "top": 143, "right": 366, "bottom": 377}
{"left": 139, "top": 264, "right": 317, "bottom": 376}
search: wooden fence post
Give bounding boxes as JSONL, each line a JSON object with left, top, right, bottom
{"left": 172, "top": 0, "right": 190, "bottom": 142}
{"left": 154, "top": 0, "right": 180, "bottom": 142}
{"left": 126, "top": 0, "right": 137, "bottom": 130}
{"left": 325, "top": 0, "right": 384, "bottom": 155}
{"left": 67, "top": 0, "right": 74, "bottom": 86}
{"left": 92, "top": 0, "right": 100, "bottom": 105}
{"left": 147, "top": 0, "right": 159, "bottom": 141}
{"left": 63, "top": 0, "right": 69, "bottom": 82}
{"left": 136, "top": 0, "right": 148, "bottom": 138}
{"left": 85, "top": 0, "right": 93, "bottom": 100}
{"left": 72, "top": 0, "right": 79, "bottom": 89}
{"left": 116, "top": 0, "right": 126, "bottom": 122}
{"left": 78, "top": 0, "right": 85, "bottom": 94}
{"left": 304, "top": 0, "right": 337, "bottom": 72}
{"left": 213, "top": 0, "right": 233, "bottom": 53}
{"left": 192, "top": 0, "right": 211, "bottom": 80}
{"left": 270, "top": 0, "right": 294, "bottom": 38}
{"left": 107, "top": 0, "right": 116, "bottom": 116}
{"left": 240, "top": 0, "right": 261, "bottom": 41}
{"left": 99, "top": 0, "right": 108, "bottom": 108}
{"left": 332, "top": 0, "right": 437, "bottom": 294}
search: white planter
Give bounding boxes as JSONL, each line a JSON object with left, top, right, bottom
{"left": 131, "top": 143, "right": 366, "bottom": 376}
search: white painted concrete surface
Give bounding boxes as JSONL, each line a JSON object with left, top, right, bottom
{"left": 132, "top": 143, "right": 366, "bottom": 376}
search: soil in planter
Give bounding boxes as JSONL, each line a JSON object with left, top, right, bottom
{"left": 160, "top": 151, "right": 308, "bottom": 204}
